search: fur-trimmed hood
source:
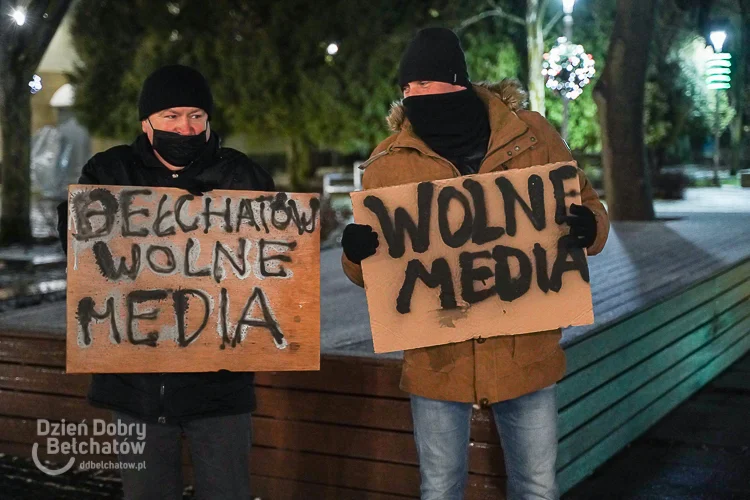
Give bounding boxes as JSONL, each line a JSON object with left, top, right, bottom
{"left": 385, "top": 78, "right": 529, "bottom": 132}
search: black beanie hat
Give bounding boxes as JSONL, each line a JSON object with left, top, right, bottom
{"left": 398, "top": 27, "right": 469, "bottom": 89}
{"left": 138, "top": 65, "right": 213, "bottom": 120}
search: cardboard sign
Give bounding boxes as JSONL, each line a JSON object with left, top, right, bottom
{"left": 66, "top": 185, "right": 320, "bottom": 373}
{"left": 351, "top": 161, "right": 594, "bottom": 353}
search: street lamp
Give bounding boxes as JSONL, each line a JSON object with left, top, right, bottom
{"left": 542, "top": 0, "right": 594, "bottom": 145}
{"left": 709, "top": 31, "right": 727, "bottom": 53}
{"left": 559, "top": 0, "right": 575, "bottom": 143}
{"left": 707, "top": 30, "right": 731, "bottom": 186}
{"left": 9, "top": 7, "right": 26, "bottom": 26}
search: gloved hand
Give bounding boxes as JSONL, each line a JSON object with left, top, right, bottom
{"left": 341, "top": 223, "right": 379, "bottom": 264}
{"left": 564, "top": 203, "right": 597, "bottom": 248}
{"left": 180, "top": 178, "right": 214, "bottom": 197}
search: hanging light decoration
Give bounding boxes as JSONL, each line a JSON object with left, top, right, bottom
{"left": 542, "top": 37, "right": 595, "bottom": 100}
{"left": 28, "top": 74, "right": 42, "bottom": 94}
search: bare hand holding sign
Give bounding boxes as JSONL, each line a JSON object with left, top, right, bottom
{"left": 66, "top": 185, "right": 320, "bottom": 373}
{"left": 350, "top": 161, "right": 594, "bottom": 353}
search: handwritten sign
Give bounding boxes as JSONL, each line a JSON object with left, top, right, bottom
{"left": 66, "top": 185, "right": 320, "bottom": 373}
{"left": 351, "top": 162, "right": 593, "bottom": 353}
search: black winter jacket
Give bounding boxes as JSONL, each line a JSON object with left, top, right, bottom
{"left": 58, "top": 132, "right": 274, "bottom": 424}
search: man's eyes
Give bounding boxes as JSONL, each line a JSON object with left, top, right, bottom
{"left": 161, "top": 114, "right": 204, "bottom": 119}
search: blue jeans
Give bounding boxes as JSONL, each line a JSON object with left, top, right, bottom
{"left": 114, "top": 411, "right": 252, "bottom": 500}
{"left": 411, "top": 385, "right": 559, "bottom": 500}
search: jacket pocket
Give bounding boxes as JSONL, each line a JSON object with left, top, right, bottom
{"left": 403, "top": 343, "right": 457, "bottom": 374}
{"left": 512, "top": 330, "right": 562, "bottom": 367}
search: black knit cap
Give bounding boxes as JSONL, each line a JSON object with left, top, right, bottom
{"left": 398, "top": 27, "right": 469, "bottom": 88}
{"left": 138, "top": 65, "right": 213, "bottom": 120}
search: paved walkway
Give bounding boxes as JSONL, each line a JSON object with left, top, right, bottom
{"left": 0, "top": 455, "right": 197, "bottom": 500}
{"left": 651, "top": 186, "right": 750, "bottom": 214}
{"left": 565, "top": 354, "right": 750, "bottom": 500}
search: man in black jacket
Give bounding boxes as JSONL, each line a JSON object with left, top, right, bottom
{"left": 57, "top": 65, "right": 273, "bottom": 500}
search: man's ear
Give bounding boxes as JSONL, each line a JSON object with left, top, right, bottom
{"left": 141, "top": 120, "right": 149, "bottom": 134}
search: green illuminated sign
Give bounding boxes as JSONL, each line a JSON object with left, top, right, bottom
{"left": 706, "top": 53, "right": 732, "bottom": 90}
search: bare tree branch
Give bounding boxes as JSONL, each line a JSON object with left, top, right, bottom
{"left": 539, "top": 0, "right": 550, "bottom": 19}
{"left": 456, "top": 7, "right": 525, "bottom": 33}
{"left": 543, "top": 11, "right": 564, "bottom": 37}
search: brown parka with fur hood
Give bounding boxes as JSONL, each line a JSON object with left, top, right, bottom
{"left": 342, "top": 80, "right": 609, "bottom": 405}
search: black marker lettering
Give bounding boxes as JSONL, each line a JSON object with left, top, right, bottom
{"left": 184, "top": 238, "right": 211, "bottom": 277}
{"left": 121, "top": 189, "right": 152, "bottom": 237}
{"left": 126, "top": 290, "right": 168, "bottom": 346}
{"left": 220, "top": 287, "right": 230, "bottom": 348}
{"left": 364, "top": 181, "right": 433, "bottom": 258}
{"left": 146, "top": 245, "right": 176, "bottom": 274}
{"left": 257, "top": 197, "right": 270, "bottom": 233}
{"left": 212, "top": 238, "right": 248, "bottom": 283}
{"left": 288, "top": 197, "right": 320, "bottom": 235}
{"left": 438, "top": 186, "right": 473, "bottom": 248}
{"left": 459, "top": 251, "right": 494, "bottom": 304}
{"left": 533, "top": 243, "right": 551, "bottom": 293}
{"left": 236, "top": 198, "right": 260, "bottom": 232}
{"left": 270, "top": 193, "right": 292, "bottom": 230}
{"left": 463, "top": 178, "right": 505, "bottom": 244}
{"left": 549, "top": 236, "right": 590, "bottom": 292}
{"left": 396, "top": 258, "right": 456, "bottom": 314}
{"left": 202, "top": 197, "right": 233, "bottom": 234}
{"left": 173, "top": 289, "right": 210, "bottom": 347}
{"left": 76, "top": 297, "right": 121, "bottom": 346}
{"left": 153, "top": 194, "right": 176, "bottom": 237}
{"left": 92, "top": 242, "right": 141, "bottom": 280}
{"left": 71, "top": 188, "right": 119, "bottom": 241}
{"left": 233, "top": 287, "right": 284, "bottom": 347}
{"left": 549, "top": 164, "right": 579, "bottom": 225}
{"left": 175, "top": 194, "right": 199, "bottom": 233}
{"left": 496, "top": 176, "right": 546, "bottom": 236}
{"left": 259, "top": 239, "right": 297, "bottom": 278}
{"left": 492, "top": 245, "right": 532, "bottom": 302}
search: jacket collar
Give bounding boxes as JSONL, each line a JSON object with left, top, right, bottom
{"left": 388, "top": 83, "right": 530, "bottom": 162}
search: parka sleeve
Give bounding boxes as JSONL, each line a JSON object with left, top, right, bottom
{"left": 339, "top": 145, "right": 394, "bottom": 288}
{"left": 536, "top": 112, "right": 610, "bottom": 256}
{"left": 341, "top": 252, "right": 365, "bottom": 288}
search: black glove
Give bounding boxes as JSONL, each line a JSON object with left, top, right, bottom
{"left": 564, "top": 204, "right": 597, "bottom": 248}
{"left": 56, "top": 201, "right": 69, "bottom": 255}
{"left": 180, "top": 178, "right": 214, "bottom": 197}
{"left": 341, "top": 223, "right": 379, "bottom": 264}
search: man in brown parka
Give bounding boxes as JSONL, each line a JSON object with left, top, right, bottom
{"left": 341, "top": 28, "right": 608, "bottom": 500}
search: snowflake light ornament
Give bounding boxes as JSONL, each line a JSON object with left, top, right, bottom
{"left": 542, "top": 37, "right": 595, "bottom": 100}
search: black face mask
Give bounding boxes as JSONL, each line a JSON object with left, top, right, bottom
{"left": 403, "top": 88, "right": 490, "bottom": 174}
{"left": 149, "top": 119, "right": 209, "bottom": 167}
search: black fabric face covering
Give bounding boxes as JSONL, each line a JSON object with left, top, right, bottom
{"left": 403, "top": 88, "right": 490, "bottom": 174}
{"left": 149, "top": 119, "right": 209, "bottom": 166}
